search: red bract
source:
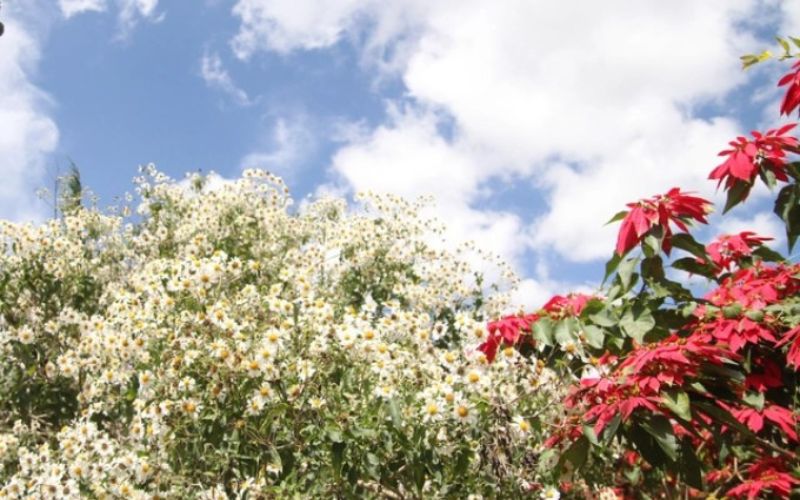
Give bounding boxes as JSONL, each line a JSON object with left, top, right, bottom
{"left": 705, "top": 231, "right": 773, "bottom": 272}
{"left": 775, "top": 325, "right": 800, "bottom": 369}
{"left": 729, "top": 404, "right": 798, "bottom": 441}
{"left": 778, "top": 60, "right": 800, "bottom": 116}
{"left": 541, "top": 293, "right": 593, "bottom": 317}
{"left": 479, "top": 312, "right": 538, "bottom": 362}
{"left": 697, "top": 317, "right": 777, "bottom": 353}
{"left": 745, "top": 359, "right": 783, "bottom": 393}
{"left": 709, "top": 125, "right": 798, "bottom": 190}
{"left": 615, "top": 188, "right": 712, "bottom": 256}
{"left": 727, "top": 458, "right": 800, "bottom": 499}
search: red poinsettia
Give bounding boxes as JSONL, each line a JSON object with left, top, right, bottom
{"left": 728, "top": 404, "right": 798, "bottom": 441}
{"left": 727, "top": 457, "right": 800, "bottom": 499}
{"left": 615, "top": 188, "right": 712, "bottom": 256}
{"left": 778, "top": 59, "right": 800, "bottom": 116}
{"left": 541, "top": 293, "right": 593, "bottom": 318}
{"left": 709, "top": 125, "right": 798, "bottom": 191}
{"left": 705, "top": 231, "right": 773, "bottom": 272}
{"left": 479, "top": 313, "right": 538, "bottom": 362}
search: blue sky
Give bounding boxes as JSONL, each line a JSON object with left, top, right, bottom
{"left": 2, "top": 0, "right": 800, "bottom": 306}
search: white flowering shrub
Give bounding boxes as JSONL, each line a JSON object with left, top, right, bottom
{"left": 0, "top": 167, "right": 567, "bottom": 498}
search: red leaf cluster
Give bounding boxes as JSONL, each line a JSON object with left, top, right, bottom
{"left": 615, "top": 188, "right": 712, "bottom": 256}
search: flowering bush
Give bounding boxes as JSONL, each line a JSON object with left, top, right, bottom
{"left": 482, "top": 46, "right": 800, "bottom": 498}
{"left": 0, "top": 167, "right": 579, "bottom": 498}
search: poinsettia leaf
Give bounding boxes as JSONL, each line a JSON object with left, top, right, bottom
{"left": 579, "top": 298, "right": 606, "bottom": 319}
{"left": 627, "top": 425, "right": 669, "bottom": 468}
{"left": 752, "top": 245, "right": 785, "bottom": 263}
{"left": 603, "top": 252, "right": 622, "bottom": 284}
{"left": 671, "top": 257, "right": 717, "bottom": 280}
{"left": 743, "top": 392, "right": 765, "bottom": 412}
{"left": 640, "top": 256, "right": 665, "bottom": 282}
{"left": 605, "top": 210, "right": 629, "bottom": 225}
{"left": 661, "top": 391, "right": 692, "bottom": 421}
{"left": 620, "top": 307, "right": 655, "bottom": 344}
{"left": 557, "top": 435, "right": 589, "bottom": 472}
{"left": 723, "top": 180, "right": 752, "bottom": 214}
{"left": 758, "top": 165, "right": 778, "bottom": 190}
{"left": 679, "top": 440, "right": 704, "bottom": 490}
{"left": 582, "top": 324, "right": 605, "bottom": 349}
{"left": 670, "top": 233, "right": 708, "bottom": 260}
{"left": 617, "top": 256, "right": 640, "bottom": 292}
{"left": 778, "top": 36, "right": 792, "bottom": 55}
{"left": 532, "top": 317, "right": 555, "bottom": 347}
{"left": 589, "top": 307, "right": 618, "bottom": 328}
{"left": 603, "top": 413, "right": 622, "bottom": 445}
{"left": 640, "top": 415, "right": 679, "bottom": 462}
{"left": 773, "top": 183, "right": 800, "bottom": 252}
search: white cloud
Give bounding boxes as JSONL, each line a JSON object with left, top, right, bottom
{"left": 0, "top": 8, "right": 59, "bottom": 222}
{"left": 230, "top": 0, "right": 790, "bottom": 278}
{"left": 200, "top": 51, "right": 252, "bottom": 106}
{"left": 116, "top": 0, "right": 163, "bottom": 39}
{"left": 59, "top": 0, "right": 162, "bottom": 38}
{"left": 230, "top": 0, "right": 370, "bottom": 58}
{"left": 58, "top": 0, "right": 107, "bottom": 18}
{"left": 240, "top": 116, "right": 315, "bottom": 183}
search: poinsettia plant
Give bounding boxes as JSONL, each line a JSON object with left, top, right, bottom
{"left": 480, "top": 43, "right": 800, "bottom": 498}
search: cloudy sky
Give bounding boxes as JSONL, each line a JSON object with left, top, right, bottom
{"left": 2, "top": 0, "right": 800, "bottom": 305}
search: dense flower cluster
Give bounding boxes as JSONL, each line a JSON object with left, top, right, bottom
{"left": 0, "top": 167, "right": 571, "bottom": 498}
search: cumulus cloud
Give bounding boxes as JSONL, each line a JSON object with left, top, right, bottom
{"left": 58, "top": 0, "right": 162, "bottom": 38}
{"left": 240, "top": 116, "right": 316, "bottom": 183}
{"left": 200, "top": 51, "right": 252, "bottom": 106}
{"left": 0, "top": 8, "right": 59, "bottom": 221}
{"left": 230, "top": 0, "right": 790, "bottom": 289}
{"left": 58, "top": 0, "right": 107, "bottom": 18}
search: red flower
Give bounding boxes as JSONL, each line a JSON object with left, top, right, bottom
{"left": 709, "top": 125, "right": 798, "bottom": 191}
{"left": 727, "top": 457, "right": 800, "bottom": 499}
{"left": 705, "top": 231, "right": 773, "bottom": 272}
{"left": 745, "top": 359, "right": 783, "bottom": 393}
{"left": 728, "top": 404, "right": 797, "bottom": 441}
{"left": 479, "top": 313, "right": 538, "bottom": 362}
{"left": 775, "top": 325, "right": 800, "bottom": 369}
{"left": 778, "top": 60, "right": 800, "bottom": 116}
{"left": 541, "top": 293, "right": 593, "bottom": 318}
{"left": 615, "top": 188, "right": 712, "bottom": 256}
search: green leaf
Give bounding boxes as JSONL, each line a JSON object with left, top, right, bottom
{"left": 627, "top": 425, "right": 669, "bottom": 467}
{"left": 582, "top": 324, "right": 605, "bottom": 349}
{"left": 790, "top": 36, "right": 800, "bottom": 50}
{"left": 752, "top": 245, "right": 785, "bottom": 263}
{"left": 620, "top": 307, "right": 655, "bottom": 343}
{"left": 603, "top": 252, "right": 623, "bottom": 284}
{"left": 617, "top": 256, "right": 640, "bottom": 292}
{"left": 778, "top": 36, "right": 792, "bottom": 55}
{"left": 743, "top": 392, "right": 765, "bottom": 412}
{"left": 589, "top": 308, "right": 618, "bottom": 328}
{"left": 557, "top": 436, "right": 589, "bottom": 472}
{"left": 724, "top": 180, "right": 752, "bottom": 214}
{"left": 554, "top": 318, "right": 577, "bottom": 344}
{"left": 661, "top": 391, "right": 692, "bottom": 421}
{"left": 532, "top": 317, "right": 555, "bottom": 347}
{"left": 640, "top": 415, "right": 678, "bottom": 462}
{"left": 759, "top": 165, "right": 779, "bottom": 190}
{"left": 671, "top": 257, "right": 717, "bottom": 280}
{"left": 641, "top": 256, "right": 665, "bottom": 282}
{"left": 774, "top": 183, "right": 800, "bottom": 252}
{"left": 670, "top": 233, "right": 708, "bottom": 260}
{"left": 679, "top": 440, "right": 704, "bottom": 490}
{"left": 605, "top": 210, "right": 629, "bottom": 225}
